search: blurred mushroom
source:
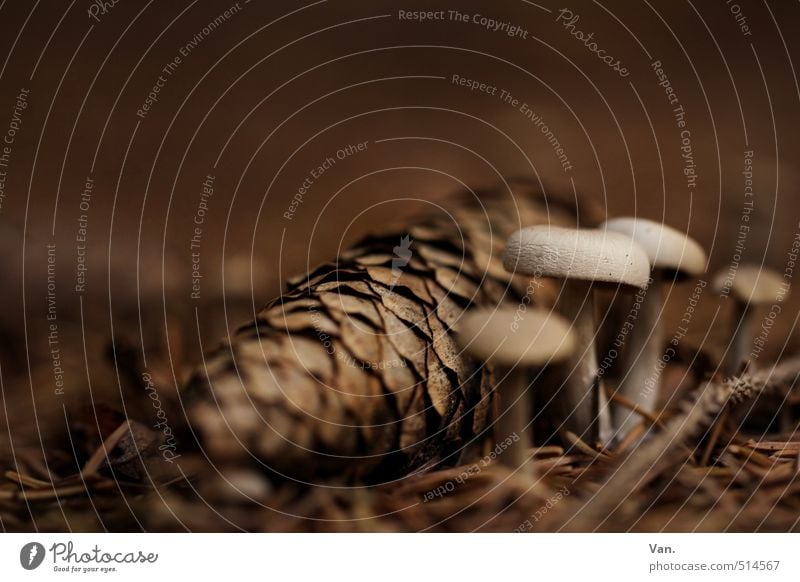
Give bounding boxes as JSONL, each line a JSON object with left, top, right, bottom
{"left": 701, "top": 264, "right": 789, "bottom": 461}
{"left": 456, "top": 307, "right": 575, "bottom": 473}
{"left": 602, "top": 217, "right": 707, "bottom": 438}
{"left": 503, "top": 226, "right": 650, "bottom": 445}
{"left": 713, "top": 263, "right": 787, "bottom": 376}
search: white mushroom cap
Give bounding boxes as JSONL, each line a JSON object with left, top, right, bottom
{"left": 601, "top": 217, "right": 707, "bottom": 278}
{"left": 456, "top": 308, "right": 575, "bottom": 367}
{"left": 503, "top": 226, "right": 651, "bottom": 289}
{"left": 713, "top": 263, "right": 788, "bottom": 304}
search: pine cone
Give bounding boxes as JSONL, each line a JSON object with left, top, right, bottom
{"left": 186, "top": 181, "right": 602, "bottom": 481}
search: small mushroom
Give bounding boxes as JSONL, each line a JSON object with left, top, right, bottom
{"left": 456, "top": 307, "right": 575, "bottom": 472}
{"left": 503, "top": 226, "right": 650, "bottom": 444}
{"left": 601, "top": 217, "right": 707, "bottom": 438}
{"left": 713, "top": 263, "right": 788, "bottom": 376}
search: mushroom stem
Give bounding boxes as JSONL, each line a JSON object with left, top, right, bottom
{"left": 613, "top": 274, "right": 664, "bottom": 438}
{"left": 724, "top": 301, "right": 752, "bottom": 376}
{"left": 495, "top": 368, "right": 531, "bottom": 473}
{"left": 557, "top": 279, "right": 610, "bottom": 443}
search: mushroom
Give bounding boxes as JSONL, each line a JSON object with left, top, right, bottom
{"left": 702, "top": 264, "right": 789, "bottom": 459}
{"left": 601, "top": 217, "right": 707, "bottom": 438}
{"left": 713, "top": 263, "right": 788, "bottom": 376}
{"left": 456, "top": 307, "right": 575, "bottom": 473}
{"left": 503, "top": 226, "right": 650, "bottom": 445}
